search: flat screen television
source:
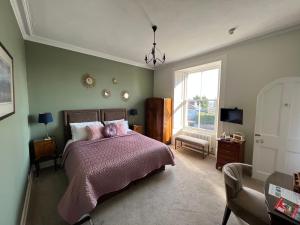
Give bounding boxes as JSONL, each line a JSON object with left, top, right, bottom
{"left": 220, "top": 108, "right": 243, "bottom": 124}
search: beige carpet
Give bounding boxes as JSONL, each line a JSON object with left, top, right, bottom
{"left": 26, "top": 146, "right": 263, "bottom": 225}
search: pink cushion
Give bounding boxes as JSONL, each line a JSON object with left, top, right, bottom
{"left": 86, "top": 124, "right": 104, "bottom": 140}
{"left": 102, "top": 123, "right": 117, "bottom": 138}
{"left": 116, "top": 122, "right": 127, "bottom": 136}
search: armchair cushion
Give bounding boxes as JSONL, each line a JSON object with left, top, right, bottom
{"left": 229, "top": 187, "right": 270, "bottom": 225}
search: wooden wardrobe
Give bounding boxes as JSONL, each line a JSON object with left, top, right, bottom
{"left": 145, "top": 97, "right": 172, "bottom": 144}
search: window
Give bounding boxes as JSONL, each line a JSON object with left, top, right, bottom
{"left": 183, "top": 64, "right": 220, "bottom": 131}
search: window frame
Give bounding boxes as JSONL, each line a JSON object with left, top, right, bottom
{"left": 182, "top": 63, "right": 221, "bottom": 134}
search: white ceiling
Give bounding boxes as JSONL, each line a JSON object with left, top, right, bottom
{"left": 12, "top": 0, "right": 300, "bottom": 69}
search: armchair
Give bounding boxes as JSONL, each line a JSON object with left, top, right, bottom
{"left": 222, "top": 163, "right": 270, "bottom": 225}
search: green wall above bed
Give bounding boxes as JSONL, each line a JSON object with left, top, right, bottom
{"left": 25, "top": 41, "right": 154, "bottom": 150}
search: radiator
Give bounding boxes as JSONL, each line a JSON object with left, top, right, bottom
{"left": 181, "top": 130, "right": 212, "bottom": 150}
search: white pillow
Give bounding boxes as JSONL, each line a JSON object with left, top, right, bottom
{"left": 103, "top": 119, "right": 130, "bottom": 131}
{"left": 103, "top": 119, "right": 124, "bottom": 125}
{"left": 70, "top": 121, "right": 103, "bottom": 141}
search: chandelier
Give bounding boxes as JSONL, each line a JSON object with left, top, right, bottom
{"left": 144, "top": 25, "right": 166, "bottom": 65}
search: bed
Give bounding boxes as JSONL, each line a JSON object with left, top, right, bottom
{"left": 58, "top": 108, "right": 175, "bottom": 224}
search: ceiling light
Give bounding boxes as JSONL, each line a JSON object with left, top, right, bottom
{"left": 145, "top": 25, "right": 166, "bottom": 66}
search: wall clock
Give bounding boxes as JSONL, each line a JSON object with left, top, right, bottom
{"left": 82, "top": 74, "right": 96, "bottom": 88}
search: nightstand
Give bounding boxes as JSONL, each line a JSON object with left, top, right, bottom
{"left": 130, "top": 125, "right": 144, "bottom": 134}
{"left": 32, "top": 138, "right": 58, "bottom": 176}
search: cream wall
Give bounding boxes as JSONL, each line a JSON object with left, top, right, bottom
{"left": 154, "top": 28, "right": 300, "bottom": 163}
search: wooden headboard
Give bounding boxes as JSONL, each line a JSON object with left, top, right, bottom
{"left": 63, "top": 108, "right": 127, "bottom": 143}
{"left": 100, "top": 108, "right": 127, "bottom": 121}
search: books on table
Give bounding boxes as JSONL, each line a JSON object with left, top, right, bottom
{"left": 275, "top": 197, "right": 300, "bottom": 222}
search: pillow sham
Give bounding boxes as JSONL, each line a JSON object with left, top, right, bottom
{"left": 104, "top": 119, "right": 129, "bottom": 131}
{"left": 70, "top": 121, "right": 103, "bottom": 141}
{"left": 116, "top": 122, "right": 127, "bottom": 136}
{"left": 102, "top": 123, "right": 117, "bottom": 138}
{"left": 86, "top": 124, "right": 104, "bottom": 140}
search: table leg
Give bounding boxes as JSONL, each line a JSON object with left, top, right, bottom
{"left": 35, "top": 161, "right": 40, "bottom": 177}
{"left": 54, "top": 157, "right": 57, "bottom": 171}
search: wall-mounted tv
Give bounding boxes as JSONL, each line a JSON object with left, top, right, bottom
{"left": 220, "top": 108, "right": 243, "bottom": 124}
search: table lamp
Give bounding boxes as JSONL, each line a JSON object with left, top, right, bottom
{"left": 38, "top": 112, "right": 53, "bottom": 140}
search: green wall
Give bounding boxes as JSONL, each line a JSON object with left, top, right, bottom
{"left": 25, "top": 42, "right": 154, "bottom": 150}
{"left": 0, "top": 1, "right": 30, "bottom": 225}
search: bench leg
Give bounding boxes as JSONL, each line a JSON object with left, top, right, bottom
{"left": 208, "top": 145, "right": 210, "bottom": 157}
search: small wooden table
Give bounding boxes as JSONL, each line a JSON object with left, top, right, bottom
{"left": 31, "top": 138, "right": 58, "bottom": 176}
{"left": 265, "top": 172, "right": 300, "bottom": 225}
{"left": 130, "top": 124, "right": 144, "bottom": 134}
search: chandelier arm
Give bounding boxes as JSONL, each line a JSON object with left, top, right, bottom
{"left": 155, "top": 47, "right": 165, "bottom": 58}
{"left": 146, "top": 55, "right": 154, "bottom": 64}
{"left": 155, "top": 58, "right": 164, "bottom": 63}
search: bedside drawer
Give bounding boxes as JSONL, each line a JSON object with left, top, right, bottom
{"left": 130, "top": 125, "right": 144, "bottom": 134}
{"left": 217, "top": 157, "right": 232, "bottom": 165}
{"left": 216, "top": 139, "right": 245, "bottom": 170}
{"left": 219, "top": 142, "right": 238, "bottom": 151}
{"left": 34, "top": 140, "right": 56, "bottom": 159}
{"left": 217, "top": 154, "right": 236, "bottom": 162}
{"left": 218, "top": 147, "right": 235, "bottom": 156}
{"left": 43, "top": 141, "right": 56, "bottom": 154}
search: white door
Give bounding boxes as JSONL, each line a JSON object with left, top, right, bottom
{"left": 253, "top": 77, "right": 300, "bottom": 181}
{"left": 283, "top": 81, "right": 300, "bottom": 174}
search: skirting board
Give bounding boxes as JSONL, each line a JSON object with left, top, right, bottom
{"left": 20, "top": 170, "right": 33, "bottom": 225}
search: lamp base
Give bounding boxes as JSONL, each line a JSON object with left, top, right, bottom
{"left": 44, "top": 124, "right": 51, "bottom": 140}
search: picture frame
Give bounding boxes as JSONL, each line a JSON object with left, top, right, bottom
{"left": 0, "top": 42, "right": 14, "bottom": 120}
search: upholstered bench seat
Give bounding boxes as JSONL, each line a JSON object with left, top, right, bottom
{"left": 175, "top": 135, "right": 209, "bottom": 158}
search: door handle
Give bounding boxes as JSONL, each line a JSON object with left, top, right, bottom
{"left": 255, "top": 133, "right": 261, "bottom": 137}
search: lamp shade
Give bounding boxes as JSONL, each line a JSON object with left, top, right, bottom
{"left": 129, "top": 109, "right": 138, "bottom": 116}
{"left": 38, "top": 113, "right": 53, "bottom": 124}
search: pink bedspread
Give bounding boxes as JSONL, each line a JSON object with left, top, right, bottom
{"left": 58, "top": 132, "right": 175, "bottom": 224}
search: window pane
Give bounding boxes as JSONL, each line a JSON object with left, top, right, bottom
{"left": 199, "top": 100, "right": 216, "bottom": 130}
{"left": 185, "top": 67, "right": 219, "bottom": 131}
{"left": 186, "top": 72, "right": 202, "bottom": 100}
{"left": 201, "top": 69, "right": 219, "bottom": 99}
{"left": 186, "top": 100, "right": 199, "bottom": 128}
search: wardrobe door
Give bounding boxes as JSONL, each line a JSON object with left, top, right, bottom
{"left": 162, "top": 98, "right": 172, "bottom": 144}
{"left": 146, "top": 98, "right": 163, "bottom": 141}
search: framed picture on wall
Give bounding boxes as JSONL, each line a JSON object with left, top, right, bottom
{"left": 0, "top": 42, "right": 14, "bottom": 120}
